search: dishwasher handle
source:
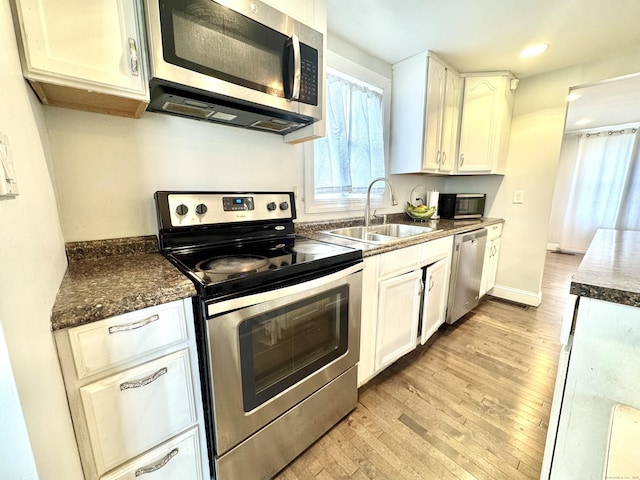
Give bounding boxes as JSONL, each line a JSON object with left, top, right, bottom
{"left": 457, "top": 228, "right": 488, "bottom": 244}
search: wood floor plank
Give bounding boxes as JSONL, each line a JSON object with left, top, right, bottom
{"left": 275, "top": 251, "right": 582, "bottom": 479}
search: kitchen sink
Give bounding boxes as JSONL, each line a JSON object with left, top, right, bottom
{"left": 323, "top": 223, "right": 440, "bottom": 245}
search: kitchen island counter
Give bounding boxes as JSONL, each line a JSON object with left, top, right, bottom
{"left": 51, "top": 236, "right": 195, "bottom": 330}
{"left": 569, "top": 228, "right": 640, "bottom": 307}
{"left": 547, "top": 228, "right": 640, "bottom": 479}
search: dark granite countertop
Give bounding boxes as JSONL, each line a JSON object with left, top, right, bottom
{"left": 51, "top": 236, "right": 196, "bottom": 331}
{"left": 295, "top": 214, "right": 504, "bottom": 257}
{"left": 52, "top": 217, "right": 504, "bottom": 330}
{"left": 570, "top": 229, "right": 640, "bottom": 307}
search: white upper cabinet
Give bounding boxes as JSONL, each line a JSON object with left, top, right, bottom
{"left": 457, "top": 73, "right": 516, "bottom": 174}
{"left": 390, "top": 52, "right": 461, "bottom": 174}
{"left": 12, "top": 0, "right": 149, "bottom": 118}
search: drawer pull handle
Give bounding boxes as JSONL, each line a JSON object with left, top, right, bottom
{"left": 108, "top": 314, "right": 160, "bottom": 334}
{"left": 120, "top": 367, "right": 167, "bottom": 391}
{"left": 135, "top": 448, "right": 178, "bottom": 476}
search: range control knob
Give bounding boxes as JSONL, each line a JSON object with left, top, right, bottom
{"left": 195, "top": 203, "right": 208, "bottom": 215}
{"left": 266, "top": 202, "right": 277, "bottom": 211}
{"left": 175, "top": 204, "right": 188, "bottom": 216}
{"left": 279, "top": 201, "right": 289, "bottom": 211}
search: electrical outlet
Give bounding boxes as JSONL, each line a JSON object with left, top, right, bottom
{"left": 513, "top": 189, "right": 524, "bottom": 204}
{"left": 0, "top": 133, "right": 19, "bottom": 197}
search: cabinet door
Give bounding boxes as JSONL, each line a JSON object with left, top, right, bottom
{"left": 17, "top": 0, "right": 145, "bottom": 94}
{"left": 458, "top": 76, "right": 506, "bottom": 172}
{"left": 439, "top": 70, "right": 461, "bottom": 173}
{"left": 420, "top": 258, "right": 450, "bottom": 344}
{"left": 374, "top": 269, "right": 422, "bottom": 371}
{"left": 480, "top": 237, "right": 501, "bottom": 297}
{"left": 485, "top": 237, "right": 501, "bottom": 293}
{"left": 358, "top": 256, "right": 380, "bottom": 386}
{"left": 423, "top": 58, "right": 446, "bottom": 171}
{"left": 389, "top": 53, "right": 429, "bottom": 174}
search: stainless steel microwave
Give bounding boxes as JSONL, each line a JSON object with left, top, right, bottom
{"left": 438, "top": 193, "right": 486, "bottom": 219}
{"left": 143, "top": 0, "right": 323, "bottom": 134}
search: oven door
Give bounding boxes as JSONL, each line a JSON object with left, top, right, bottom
{"left": 204, "top": 262, "right": 362, "bottom": 455}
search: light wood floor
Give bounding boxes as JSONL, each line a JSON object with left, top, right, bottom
{"left": 275, "top": 252, "right": 583, "bottom": 480}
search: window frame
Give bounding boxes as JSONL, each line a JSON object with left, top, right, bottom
{"left": 304, "top": 51, "right": 392, "bottom": 214}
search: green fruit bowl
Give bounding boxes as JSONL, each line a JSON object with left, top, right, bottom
{"left": 406, "top": 203, "right": 436, "bottom": 221}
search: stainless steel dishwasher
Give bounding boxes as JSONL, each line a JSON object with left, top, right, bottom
{"left": 446, "top": 229, "right": 488, "bottom": 324}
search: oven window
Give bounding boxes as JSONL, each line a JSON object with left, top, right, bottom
{"left": 160, "top": 0, "right": 287, "bottom": 97}
{"left": 238, "top": 286, "right": 349, "bottom": 411}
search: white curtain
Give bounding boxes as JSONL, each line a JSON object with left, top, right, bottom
{"left": 558, "top": 128, "right": 640, "bottom": 251}
{"left": 313, "top": 71, "right": 385, "bottom": 197}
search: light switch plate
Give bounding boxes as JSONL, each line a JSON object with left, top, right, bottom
{"left": 0, "top": 133, "right": 19, "bottom": 197}
{"left": 513, "top": 189, "right": 524, "bottom": 204}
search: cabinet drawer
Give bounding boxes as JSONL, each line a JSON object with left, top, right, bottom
{"left": 80, "top": 349, "right": 197, "bottom": 474}
{"left": 486, "top": 223, "right": 503, "bottom": 241}
{"left": 378, "top": 244, "right": 422, "bottom": 278}
{"left": 68, "top": 301, "right": 188, "bottom": 379}
{"left": 420, "top": 236, "right": 453, "bottom": 265}
{"left": 100, "top": 427, "right": 204, "bottom": 480}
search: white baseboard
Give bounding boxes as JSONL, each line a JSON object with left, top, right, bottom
{"left": 547, "top": 242, "right": 560, "bottom": 251}
{"left": 489, "top": 284, "right": 542, "bottom": 307}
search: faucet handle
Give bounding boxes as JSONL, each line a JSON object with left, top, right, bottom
{"left": 371, "top": 210, "right": 387, "bottom": 224}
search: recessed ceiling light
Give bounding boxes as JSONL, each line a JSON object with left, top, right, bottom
{"left": 520, "top": 43, "right": 549, "bottom": 58}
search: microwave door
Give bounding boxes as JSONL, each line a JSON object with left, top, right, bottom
{"left": 152, "top": 0, "right": 301, "bottom": 115}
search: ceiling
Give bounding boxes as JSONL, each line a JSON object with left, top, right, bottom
{"left": 564, "top": 74, "right": 640, "bottom": 131}
{"left": 327, "top": 0, "right": 640, "bottom": 131}
{"left": 326, "top": 0, "right": 640, "bottom": 79}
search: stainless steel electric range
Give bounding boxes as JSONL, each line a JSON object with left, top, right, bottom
{"left": 155, "top": 191, "right": 363, "bottom": 480}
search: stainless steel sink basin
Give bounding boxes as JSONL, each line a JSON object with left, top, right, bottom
{"left": 323, "top": 223, "right": 440, "bottom": 244}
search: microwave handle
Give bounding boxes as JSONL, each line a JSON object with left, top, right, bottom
{"left": 284, "top": 34, "right": 301, "bottom": 101}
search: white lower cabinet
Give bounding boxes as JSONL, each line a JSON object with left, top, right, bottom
{"left": 374, "top": 269, "right": 422, "bottom": 371}
{"left": 420, "top": 257, "right": 450, "bottom": 344}
{"left": 358, "top": 236, "right": 453, "bottom": 386}
{"left": 54, "top": 299, "right": 209, "bottom": 480}
{"left": 480, "top": 223, "right": 503, "bottom": 297}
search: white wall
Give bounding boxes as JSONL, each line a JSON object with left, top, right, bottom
{"left": 0, "top": 1, "right": 83, "bottom": 478}
{"left": 0, "top": 321, "right": 38, "bottom": 479}
{"left": 447, "top": 52, "right": 640, "bottom": 306}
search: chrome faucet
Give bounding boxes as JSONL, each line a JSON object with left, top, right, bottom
{"left": 364, "top": 177, "right": 398, "bottom": 228}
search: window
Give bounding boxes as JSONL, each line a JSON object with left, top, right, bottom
{"left": 305, "top": 53, "right": 391, "bottom": 213}
{"left": 550, "top": 126, "right": 640, "bottom": 252}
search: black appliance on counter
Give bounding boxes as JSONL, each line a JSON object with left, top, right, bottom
{"left": 155, "top": 191, "right": 363, "bottom": 479}
{"left": 438, "top": 193, "right": 486, "bottom": 219}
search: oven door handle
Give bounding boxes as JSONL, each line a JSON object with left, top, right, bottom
{"left": 206, "top": 262, "right": 363, "bottom": 317}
